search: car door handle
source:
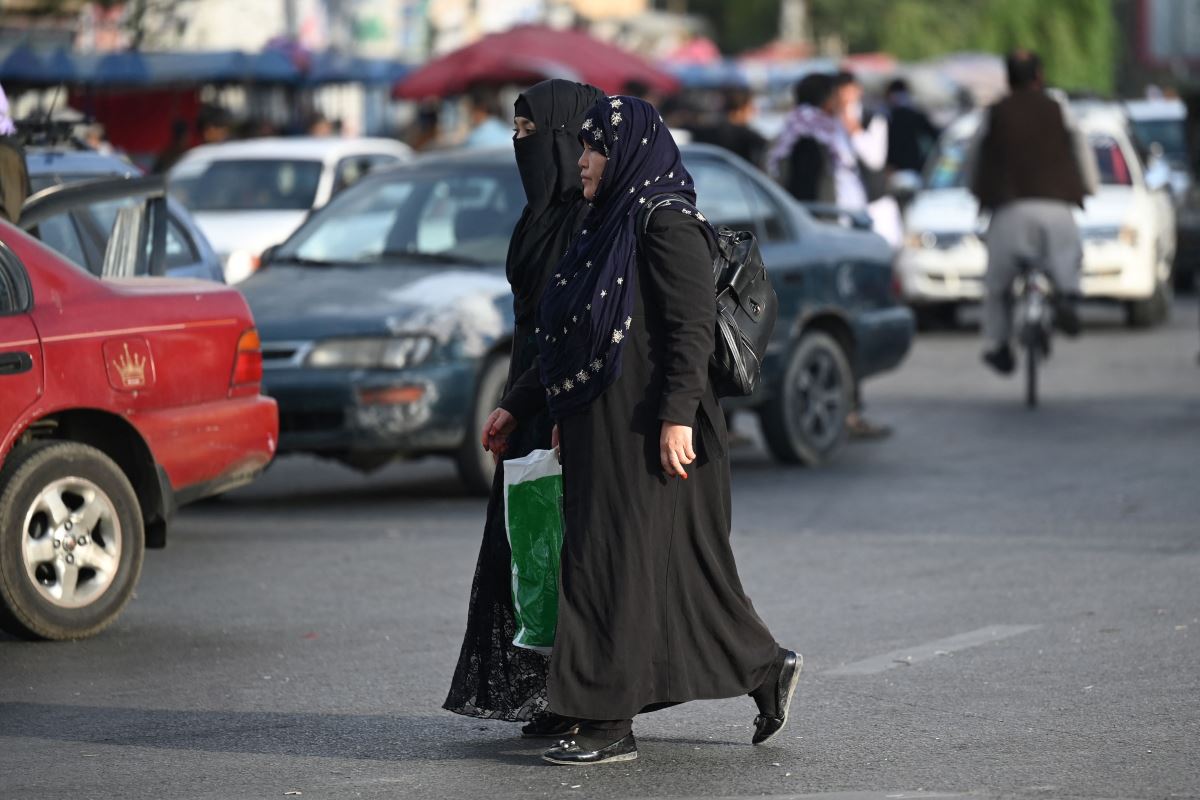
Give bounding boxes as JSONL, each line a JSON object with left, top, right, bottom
{"left": 0, "top": 351, "right": 33, "bottom": 376}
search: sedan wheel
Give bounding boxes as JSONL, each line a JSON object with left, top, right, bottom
{"left": 456, "top": 353, "right": 511, "bottom": 496}
{"left": 0, "top": 442, "right": 144, "bottom": 640}
{"left": 760, "top": 331, "right": 854, "bottom": 465}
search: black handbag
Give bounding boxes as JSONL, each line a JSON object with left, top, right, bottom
{"left": 640, "top": 196, "right": 779, "bottom": 397}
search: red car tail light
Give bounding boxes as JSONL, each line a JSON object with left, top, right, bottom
{"left": 231, "top": 328, "right": 263, "bottom": 391}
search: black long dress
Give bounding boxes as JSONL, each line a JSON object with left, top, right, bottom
{"left": 503, "top": 209, "right": 779, "bottom": 721}
{"left": 443, "top": 80, "right": 604, "bottom": 721}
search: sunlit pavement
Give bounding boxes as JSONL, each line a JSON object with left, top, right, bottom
{"left": 2, "top": 297, "right": 1197, "bottom": 800}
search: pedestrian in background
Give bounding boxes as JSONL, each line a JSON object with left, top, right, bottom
{"left": 771, "top": 73, "right": 892, "bottom": 439}
{"left": 406, "top": 99, "right": 442, "bottom": 152}
{"left": 883, "top": 78, "right": 940, "bottom": 174}
{"left": 0, "top": 83, "right": 30, "bottom": 225}
{"left": 966, "top": 50, "right": 1097, "bottom": 375}
{"left": 151, "top": 119, "right": 190, "bottom": 174}
{"left": 836, "top": 70, "right": 901, "bottom": 247}
{"left": 768, "top": 72, "right": 867, "bottom": 210}
{"left": 486, "top": 95, "right": 801, "bottom": 765}
{"left": 463, "top": 85, "right": 513, "bottom": 148}
{"left": 444, "top": 79, "right": 605, "bottom": 738}
{"left": 693, "top": 87, "right": 768, "bottom": 168}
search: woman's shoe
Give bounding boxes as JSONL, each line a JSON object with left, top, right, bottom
{"left": 521, "top": 713, "right": 580, "bottom": 738}
{"left": 752, "top": 649, "right": 803, "bottom": 745}
{"left": 542, "top": 733, "right": 638, "bottom": 765}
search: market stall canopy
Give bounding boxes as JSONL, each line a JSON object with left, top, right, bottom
{"left": 393, "top": 24, "right": 678, "bottom": 99}
{"left": 0, "top": 46, "right": 403, "bottom": 87}
{"left": 0, "top": 44, "right": 77, "bottom": 85}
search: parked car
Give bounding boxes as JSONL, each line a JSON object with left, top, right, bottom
{"left": 897, "top": 103, "right": 1177, "bottom": 328}
{"left": 168, "top": 137, "right": 413, "bottom": 283}
{"left": 238, "top": 144, "right": 912, "bottom": 493}
{"left": 1124, "top": 97, "right": 1200, "bottom": 290}
{"left": 0, "top": 197, "right": 278, "bottom": 641}
{"left": 25, "top": 146, "right": 223, "bottom": 282}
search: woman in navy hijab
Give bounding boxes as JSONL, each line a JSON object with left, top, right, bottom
{"left": 486, "top": 96, "right": 801, "bottom": 765}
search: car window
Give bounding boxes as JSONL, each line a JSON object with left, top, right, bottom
{"left": 0, "top": 247, "right": 22, "bottom": 313}
{"left": 332, "top": 154, "right": 400, "bottom": 196}
{"left": 740, "top": 173, "right": 791, "bottom": 242}
{"left": 925, "top": 138, "right": 969, "bottom": 190}
{"left": 164, "top": 217, "right": 199, "bottom": 268}
{"left": 1129, "top": 118, "right": 1187, "bottom": 164}
{"left": 691, "top": 160, "right": 759, "bottom": 236}
{"left": 35, "top": 213, "right": 91, "bottom": 270}
{"left": 1090, "top": 136, "right": 1133, "bottom": 186}
{"left": 926, "top": 134, "right": 1134, "bottom": 189}
{"left": 170, "top": 159, "right": 324, "bottom": 211}
{"left": 279, "top": 167, "right": 522, "bottom": 266}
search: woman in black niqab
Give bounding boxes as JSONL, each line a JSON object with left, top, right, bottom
{"left": 443, "top": 79, "right": 604, "bottom": 732}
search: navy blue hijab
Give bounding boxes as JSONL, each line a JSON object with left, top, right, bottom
{"left": 535, "top": 96, "right": 708, "bottom": 416}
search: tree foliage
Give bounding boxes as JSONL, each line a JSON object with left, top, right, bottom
{"left": 807, "top": 0, "right": 1116, "bottom": 93}
{"left": 684, "top": 0, "right": 788, "bottom": 54}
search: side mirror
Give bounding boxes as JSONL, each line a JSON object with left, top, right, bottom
{"left": 259, "top": 244, "right": 279, "bottom": 268}
{"left": 887, "top": 170, "right": 923, "bottom": 201}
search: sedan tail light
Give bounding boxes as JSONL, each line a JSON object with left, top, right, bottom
{"left": 231, "top": 328, "right": 263, "bottom": 391}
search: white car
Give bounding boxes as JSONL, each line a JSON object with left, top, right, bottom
{"left": 1125, "top": 97, "right": 1200, "bottom": 290}
{"left": 897, "top": 104, "right": 1176, "bottom": 328}
{"left": 169, "top": 137, "right": 413, "bottom": 283}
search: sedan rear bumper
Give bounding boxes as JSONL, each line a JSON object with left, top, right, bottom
{"left": 263, "top": 362, "right": 475, "bottom": 460}
{"left": 136, "top": 395, "right": 278, "bottom": 503}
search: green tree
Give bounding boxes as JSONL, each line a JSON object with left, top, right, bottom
{"left": 684, "top": 0, "right": 783, "bottom": 54}
{"left": 810, "top": 0, "right": 1116, "bottom": 94}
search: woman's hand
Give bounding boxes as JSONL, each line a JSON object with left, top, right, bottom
{"left": 481, "top": 408, "right": 517, "bottom": 462}
{"left": 660, "top": 422, "right": 695, "bottom": 479}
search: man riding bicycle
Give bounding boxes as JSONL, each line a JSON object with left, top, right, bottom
{"left": 966, "top": 50, "right": 1098, "bottom": 374}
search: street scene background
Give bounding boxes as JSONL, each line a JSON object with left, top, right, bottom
{"left": 1, "top": 1, "right": 1199, "bottom": 798}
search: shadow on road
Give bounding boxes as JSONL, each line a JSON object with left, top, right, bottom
{"left": 0, "top": 703, "right": 770, "bottom": 768}
{"left": 0, "top": 702, "right": 540, "bottom": 764}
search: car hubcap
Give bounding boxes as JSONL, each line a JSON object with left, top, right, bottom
{"left": 21, "top": 478, "right": 122, "bottom": 609}
{"left": 795, "top": 349, "right": 843, "bottom": 449}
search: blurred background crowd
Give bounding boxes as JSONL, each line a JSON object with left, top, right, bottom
{"left": 0, "top": 0, "right": 1197, "bottom": 296}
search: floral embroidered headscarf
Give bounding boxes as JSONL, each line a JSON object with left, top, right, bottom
{"left": 535, "top": 95, "right": 709, "bottom": 416}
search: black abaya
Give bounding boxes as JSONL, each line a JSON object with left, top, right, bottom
{"left": 443, "top": 80, "right": 604, "bottom": 721}
{"left": 503, "top": 210, "right": 778, "bottom": 720}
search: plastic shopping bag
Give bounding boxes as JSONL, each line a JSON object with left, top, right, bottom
{"left": 503, "top": 449, "right": 564, "bottom": 654}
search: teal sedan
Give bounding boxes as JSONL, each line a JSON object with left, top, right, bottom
{"left": 240, "top": 145, "right": 913, "bottom": 494}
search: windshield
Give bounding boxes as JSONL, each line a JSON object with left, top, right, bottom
{"left": 926, "top": 134, "right": 1134, "bottom": 190}
{"left": 170, "top": 159, "right": 323, "bottom": 211}
{"left": 275, "top": 165, "right": 523, "bottom": 266}
{"left": 1129, "top": 118, "right": 1187, "bottom": 164}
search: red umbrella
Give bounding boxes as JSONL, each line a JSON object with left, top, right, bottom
{"left": 393, "top": 24, "right": 679, "bottom": 99}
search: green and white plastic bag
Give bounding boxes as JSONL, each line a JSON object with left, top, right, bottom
{"left": 503, "top": 448, "right": 564, "bottom": 654}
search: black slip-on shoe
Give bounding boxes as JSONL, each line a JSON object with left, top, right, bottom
{"left": 982, "top": 345, "right": 1016, "bottom": 375}
{"left": 752, "top": 650, "right": 803, "bottom": 746}
{"left": 521, "top": 714, "right": 580, "bottom": 739}
{"left": 1054, "top": 300, "right": 1082, "bottom": 337}
{"left": 542, "top": 734, "right": 638, "bottom": 765}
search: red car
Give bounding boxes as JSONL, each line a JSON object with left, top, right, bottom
{"left": 0, "top": 194, "right": 277, "bottom": 640}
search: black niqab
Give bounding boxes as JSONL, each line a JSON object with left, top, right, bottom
{"left": 506, "top": 79, "right": 605, "bottom": 325}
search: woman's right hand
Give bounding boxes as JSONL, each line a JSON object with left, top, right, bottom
{"left": 482, "top": 407, "right": 517, "bottom": 460}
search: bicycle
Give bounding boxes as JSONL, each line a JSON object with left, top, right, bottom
{"left": 1013, "top": 256, "right": 1056, "bottom": 409}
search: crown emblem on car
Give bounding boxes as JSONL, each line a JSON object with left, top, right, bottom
{"left": 113, "top": 344, "right": 147, "bottom": 387}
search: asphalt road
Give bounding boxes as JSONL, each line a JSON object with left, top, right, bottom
{"left": 2, "top": 298, "right": 1198, "bottom": 800}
